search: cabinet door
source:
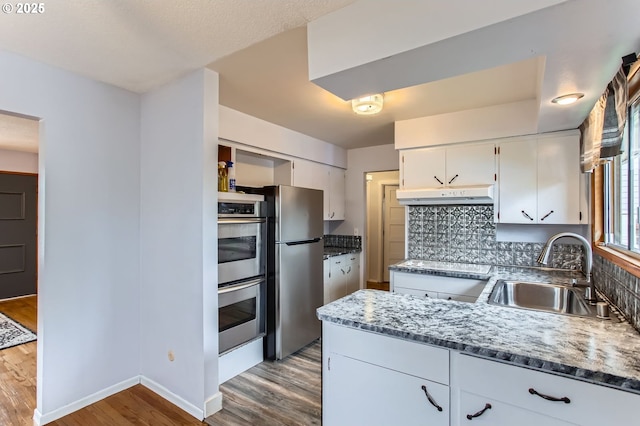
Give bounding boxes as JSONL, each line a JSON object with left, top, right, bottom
{"left": 328, "top": 255, "right": 347, "bottom": 302}
{"left": 345, "top": 254, "right": 360, "bottom": 295}
{"left": 324, "top": 353, "right": 449, "bottom": 426}
{"left": 323, "top": 258, "right": 331, "bottom": 304}
{"left": 293, "top": 160, "right": 331, "bottom": 219}
{"left": 498, "top": 138, "right": 537, "bottom": 223}
{"left": 454, "top": 391, "right": 575, "bottom": 426}
{"left": 401, "top": 147, "right": 446, "bottom": 189}
{"left": 537, "top": 134, "right": 581, "bottom": 224}
{"left": 446, "top": 143, "right": 495, "bottom": 186}
{"left": 328, "top": 167, "right": 345, "bottom": 220}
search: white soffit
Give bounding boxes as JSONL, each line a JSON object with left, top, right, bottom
{"left": 307, "top": 0, "right": 567, "bottom": 96}
{"left": 0, "top": 0, "right": 356, "bottom": 93}
{"left": 0, "top": 112, "right": 39, "bottom": 153}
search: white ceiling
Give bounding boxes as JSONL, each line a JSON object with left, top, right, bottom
{"left": 0, "top": 113, "right": 39, "bottom": 153}
{"left": 0, "top": 0, "right": 638, "bottom": 151}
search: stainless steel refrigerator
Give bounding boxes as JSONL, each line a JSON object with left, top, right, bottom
{"left": 261, "top": 185, "right": 324, "bottom": 360}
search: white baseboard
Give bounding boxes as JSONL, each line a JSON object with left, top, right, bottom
{"left": 32, "top": 376, "right": 139, "bottom": 425}
{"left": 140, "top": 376, "right": 204, "bottom": 420}
{"left": 205, "top": 392, "right": 223, "bottom": 417}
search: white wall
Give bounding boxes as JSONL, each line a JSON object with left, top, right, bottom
{"left": 139, "top": 69, "right": 220, "bottom": 419}
{"left": 0, "top": 50, "right": 141, "bottom": 423}
{"left": 0, "top": 148, "right": 38, "bottom": 173}
{"left": 219, "top": 105, "right": 347, "bottom": 169}
{"left": 334, "top": 144, "right": 399, "bottom": 286}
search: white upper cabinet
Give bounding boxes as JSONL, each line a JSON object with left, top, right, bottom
{"left": 329, "top": 167, "right": 346, "bottom": 220}
{"left": 402, "top": 147, "right": 446, "bottom": 188}
{"left": 497, "top": 137, "right": 538, "bottom": 223}
{"left": 293, "top": 159, "right": 345, "bottom": 221}
{"left": 497, "top": 131, "right": 583, "bottom": 224}
{"left": 401, "top": 143, "right": 495, "bottom": 189}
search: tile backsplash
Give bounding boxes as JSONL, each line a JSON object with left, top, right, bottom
{"left": 407, "top": 205, "right": 583, "bottom": 270}
{"left": 593, "top": 254, "right": 640, "bottom": 332}
{"left": 324, "top": 234, "right": 362, "bottom": 250}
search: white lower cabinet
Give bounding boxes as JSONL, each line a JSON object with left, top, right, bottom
{"left": 324, "top": 254, "right": 360, "bottom": 304}
{"left": 451, "top": 352, "right": 638, "bottom": 426}
{"left": 323, "top": 323, "right": 450, "bottom": 426}
{"left": 391, "top": 271, "right": 487, "bottom": 302}
{"left": 322, "top": 323, "right": 640, "bottom": 426}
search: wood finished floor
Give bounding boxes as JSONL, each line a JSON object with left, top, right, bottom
{"left": 206, "top": 340, "right": 321, "bottom": 426}
{"left": 0, "top": 296, "right": 322, "bottom": 425}
{"left": 0, "top": 295, "right": 37, "bottom": 426}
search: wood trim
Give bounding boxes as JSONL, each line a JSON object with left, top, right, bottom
{"left": 0, "top": 171, "right": 37, "bottom": 176}
{"left": 594, "top": 245, "right": 640, "bottom": 278}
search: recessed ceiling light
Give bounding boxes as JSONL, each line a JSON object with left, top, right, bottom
{"left": 352, "top": 94, "right": 384, "bottom": 115}
{"left": 551, "top": 93, "right": 584, "bottom": 105}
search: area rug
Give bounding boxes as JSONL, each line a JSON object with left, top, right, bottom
{"left": 0, "top": 312, "right": 36, "bottom": 350}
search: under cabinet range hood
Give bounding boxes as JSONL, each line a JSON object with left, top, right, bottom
{"left": 396, "top": 185, "right": 494, "bottom": 205}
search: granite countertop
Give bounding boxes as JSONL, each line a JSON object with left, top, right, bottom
{"left": 317, "top": 263, "right": 640, "bottom": 394}
{"left": 323, "top": 247, "right": 361, "bottom": 260}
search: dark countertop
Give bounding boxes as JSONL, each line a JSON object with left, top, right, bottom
{"left": 323, "top": 247, "right": 361, "bottom": 260}
{"left": 317, "top": 263, "right": 640, "bottom": 395}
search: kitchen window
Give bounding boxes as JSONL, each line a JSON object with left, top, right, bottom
{"left": 598, "top": 63, "right": 640, "bottom": 266}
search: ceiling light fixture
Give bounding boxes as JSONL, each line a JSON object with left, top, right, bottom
{"left": 551, "top": 93, "right": 584, "bottom": 105}
{"left": 352, "top": 94, "right": 384, "bottom": 115}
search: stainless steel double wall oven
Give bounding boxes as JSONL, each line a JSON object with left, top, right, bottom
{"left": 217, "top": 196, "right": 266, "bottom": 354}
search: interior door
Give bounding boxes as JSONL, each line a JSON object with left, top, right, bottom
{"left": 0, "top": 173, "right": 37, "bottom": 299}
{"left": 383, "top": 185, "right": 405, "bottom": 282}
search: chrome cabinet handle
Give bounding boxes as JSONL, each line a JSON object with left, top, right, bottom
{"left": 521, "top": 210, "right": 534, "bottom": 221}
{"left": 421, "top": 385, "right": 443, "bottom": 412}
{"left": 424, "top": 293, "right": 430, "bottom": 298}
{"left": 347, "top": 266, "right": 351, "bottom": 273}
{"left": 448, "top": 174, "right": 459, "bottom": 184}
{"left": 330, "top": 212, "right": 335, "bottom": 218}
{"left": 434, "top": 176, "right": 444, "bottom": 185}
{"left": 340, "top": 268, "right": 345, "bottom": 274}
{"left": 540, "top": 210, "right": 555, "bottom": 221}
{"left": 466, "top": 403, "right": 491, "bottom": 420}
{"left": 528, "top": 388, "right": 570, "bottom": 404}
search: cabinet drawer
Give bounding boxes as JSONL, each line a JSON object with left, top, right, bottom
{"left": 330, "top": 255, "right": 345, "bottom": 269}
{"left": 392, "top": 272, "right": 486, "bottom": 296}
{"left": 455, "top": 391, "right": 575, "bottom": 426}
{"left": 438, "top": 292, "right": 478, "bottom": 303}
{"left": 323, "top": 322, "right": 449, "bottom": 385}
{"left": 395, "top": 286, "right": 436, "bottom": 299}
{"left": 453, "top": 353, "right": 639, "bottom": 426}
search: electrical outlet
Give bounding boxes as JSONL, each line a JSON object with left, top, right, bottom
{"left": 168, "top": 350, "right": 175, "bottom": 362}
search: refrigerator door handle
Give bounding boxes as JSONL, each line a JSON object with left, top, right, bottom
{"left": 279, "top": 237, "right": 322, "bottom": 246}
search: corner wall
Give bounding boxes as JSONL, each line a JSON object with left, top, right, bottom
{"left": 139, "top": 68, "right": 220, "bottom": 419}
{"left": 0, "top": 50, "right": 141, "bottom": 423}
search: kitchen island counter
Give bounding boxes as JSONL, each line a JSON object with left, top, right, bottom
{"left": 317, "top": 266, "right": 640, "bottom": 395}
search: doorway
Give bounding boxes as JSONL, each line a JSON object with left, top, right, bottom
{"left": 365, "top": 171, "right": 405, "bottom": 290}
{"left": 0, "top": 111, "right": 39, "bottom": 423}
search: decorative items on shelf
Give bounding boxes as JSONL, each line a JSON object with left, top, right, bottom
{"left": 218, "top": 161, "right": 228, "bottom": 192}
{"left": 226, "top": 161, "right": 236, "bottom": 192}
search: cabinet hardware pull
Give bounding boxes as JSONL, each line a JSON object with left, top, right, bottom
{"left": 521, "top": 210, "right": 534, "bottom": 221}
{"left": 420, "top": 385, "right": 443, "bottom": 412}
{"left": 466, "top": 403, "right": 491, "bottom": 420}
{"left": 528, "top": 388, "right": 570, "bottom": 404}
{"left": 425, "top": 293, "right": 430, "bottom": 298}
{"left": 540, "top": 210, "right": 554, "bottom": 221}
{"left": 347, "top": 266, "right": 351, "bottom": 274}
{"left": 434, "top": 176, "right": 444, "bottom": 185}
{"left": 340, "top": 268, "right": 345, "bottom": 274}
{"left": 330, "top": 212, "right": 335, "bottom": 218}
{"left": 448, "top": 174, "right": 459, "bottom": 184}
{"left": 447, "top": 297, "right": 452, "bottom": 300}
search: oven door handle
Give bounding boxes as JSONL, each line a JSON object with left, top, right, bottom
{"left": 218, "top": 218, "right": 266, "bottom": 225}
{"left": 218, "top": 277, "right": 263, "bottom": 294}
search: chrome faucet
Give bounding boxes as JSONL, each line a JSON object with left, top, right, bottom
{"left": 537, "top": 232, "right": 597, "bottom": 304}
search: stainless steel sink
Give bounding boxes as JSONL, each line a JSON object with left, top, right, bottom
{"left": 488, "top": 280, "right": 593, "bottom": 317}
